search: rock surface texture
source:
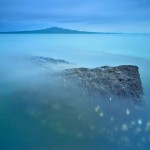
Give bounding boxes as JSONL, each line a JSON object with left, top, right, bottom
{"left": 64, "top": 65, "right": 144, "bottom": 103}
{"left": 27, "top": 56, "right": 144, "bottom": 104}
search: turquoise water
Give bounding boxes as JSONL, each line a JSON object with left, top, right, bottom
{"left": 1, "top": 34, "right": 150, "bottom": 61}
{"left": 0, "top": 34, "right": 150, "bottom": 150}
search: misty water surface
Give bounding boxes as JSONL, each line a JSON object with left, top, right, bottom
{"left": 0, "top": 34, "right": 150, "bottom": 150}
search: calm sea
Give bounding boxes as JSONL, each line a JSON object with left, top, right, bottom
{"left": 0, "top": 34, "right": 150, "bottom": 150}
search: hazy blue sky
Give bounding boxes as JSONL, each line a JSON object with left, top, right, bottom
{"left": 0, "top": 0, "right": 150, "bottom": 32}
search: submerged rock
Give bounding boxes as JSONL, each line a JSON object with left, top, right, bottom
{"left": 27, "top": 56, "right": 70, "bottom": 65}
{"left": 25, "top": 56, "right": 75, "bottom": 71}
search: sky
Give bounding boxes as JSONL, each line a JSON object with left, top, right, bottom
{"left": 0, "top": 0, "right": 150, "bottom": 32}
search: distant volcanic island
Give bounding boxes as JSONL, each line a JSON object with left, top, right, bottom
{"left": 0, "top": 27, "right": 120, "bottom": 34}
{"left": 27, "top": 56, "right": 144, "bottom": 104}
{"left": 0, "top": 27, "right": 97, "bottom": 34}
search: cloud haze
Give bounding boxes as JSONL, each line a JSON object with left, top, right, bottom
{"left": 0, "top": 0, "right": 150, "bottom": 32}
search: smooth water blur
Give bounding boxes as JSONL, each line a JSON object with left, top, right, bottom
{"left": 0, "top": 34, "right": 150, "bottom": 150}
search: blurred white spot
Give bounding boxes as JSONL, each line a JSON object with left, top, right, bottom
{"left": 135, "top": 127, "right": 141, "bottom": 134}
{"left": 145, "top": 121, "right": 150, "bottom": 132}
{"left": 126, "top": 108, "right": 130, "bottom": 115}
{"left": 52, "top": 104, "right": 60, "bottom": 109}
{"left": 94, "top": 106, "right": 100, "bottom": 112}
{"left": 147, "top": 121, "right": 150, "bottom": 127}
{"left": 145, "top": 126, "right": 149, "bottom": 132}
{"left": 141, "top": 137, "right": 146, "bottom": 143}
{"left": 131, "top": 121, "right": 136, "bottom": 126}
{"left": 138, "top": 119, "right": 142, "bottom": 125}
{"left": 110, "top": 117, "right": 114, "bottom": 122}
{"left": 76, "top": 132, "right": 83, "bottom": 138}
{"left": 122, "top": 136, "right": 129, "bottom": 143}
{"left": 99, "top": 112, "right": 104, "bottom": 117}
{"left": 110, "top": 97, "right": 112, "bottom": 101}
{"left": 90, "top": 126, "right": 95, "bottom": 131}
{"left": 121, "top": 124, "right": 128, "bottom": 131}
{"left": 77, "top": 115, "right": 82, "bottom": 120}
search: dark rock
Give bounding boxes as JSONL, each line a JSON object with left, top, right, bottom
{"left": 27, "top": 56, "right": 144, "bottom": 104}
{"left": 27, "top": 56, "right": 70, "bottom": 65}
{"left": 64, "top": 65, "right": 144, "bottom": 104}
{"left": 25, "top": 56, "right": 75, "bottom": 72}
